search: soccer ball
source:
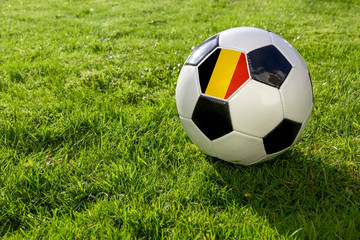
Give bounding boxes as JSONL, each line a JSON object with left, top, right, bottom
{"left": 176, "top": 27, "right": 313, "bottom": 166}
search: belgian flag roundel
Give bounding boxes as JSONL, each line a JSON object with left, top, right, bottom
{"left": 198, "top": 48, "right": 250, "bottom": 99}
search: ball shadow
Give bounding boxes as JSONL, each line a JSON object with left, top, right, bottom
{"left": 205, "top": 148, "right": 359, "bottom": 238}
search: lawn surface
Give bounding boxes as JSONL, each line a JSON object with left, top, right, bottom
{"left": 0, "top": 0, "right": 359, "bottom": 239}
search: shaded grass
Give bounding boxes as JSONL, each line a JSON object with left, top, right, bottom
{"left": 0, "top": 0, "right": 359, "bottom": 239}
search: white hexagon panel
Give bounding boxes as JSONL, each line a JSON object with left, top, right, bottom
{"left": 270, "top": 32, "right": 308, "bottom": 71}
{"left": 179, "top": 116, "right": 214, "bottom": 156}
{"left": 175, "top": 65, "right": 201, "bottom": 119}
{"left": 219, "top": 27, "right": 272, "bottom": 53}
{"left": 229, "top": 80, "right": 284, "bottom": 138}
{"left": 280, "top": 67, "right": 313, "bottom": 123}
{"left": 212, "top": 131, "right": 266, "bottom": 165}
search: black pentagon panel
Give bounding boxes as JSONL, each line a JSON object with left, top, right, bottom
{"left": 198, "top": 48, "right": 221, "bottom": 93}
{"left": 185, "top": 34, "right": 219, "bottom": 66}
{"left": 247, "top": 45, "right": 292, "bottom": 88}
{"left": 263, "top": 119, "right": 302, "bottom": 154}
{"left": 192, "top": 95, "right": 232, "bottom": 140}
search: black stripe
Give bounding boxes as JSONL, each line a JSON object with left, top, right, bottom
{"left": 198, "top": 48, "right": 221, "bottom": 93}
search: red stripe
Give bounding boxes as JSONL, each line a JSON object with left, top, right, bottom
{"left": 224, "top": 53, "right": 249, "bottom": 99}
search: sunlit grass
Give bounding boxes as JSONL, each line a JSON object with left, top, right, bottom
{"left": 0, "top": 0, "right": 359, "bottom": 239}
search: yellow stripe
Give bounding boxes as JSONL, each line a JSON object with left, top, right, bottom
{"left": 205, "top": 49, "right": 241, "bottom": 99}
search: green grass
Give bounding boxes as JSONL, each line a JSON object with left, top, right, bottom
{"left": 0, "top": 0, "right": 359, "bottom": 239}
